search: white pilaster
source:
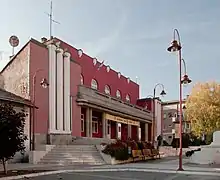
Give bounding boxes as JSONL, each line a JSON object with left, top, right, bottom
{"left": 56, "top": 48, "right": 64, "bottom": 131}
{"left": 138, "top": 127, "right": 141, "bottom": 141}
{"left": 48, "top": 43, "right": 57, "bottom": 133}
{"left": 86, "top": 108, "right": 90, "bottom": 137}
{"left": 145, "top": 123, "right": 148, "bottom": 141}
{"left": 116, "top": 123, "right": 122, "bottom": 140}
{"left": 89, "top": 109, "right": 93, "bottom": 137}
{"left": 102, "top": 113, "right": 106, "bottom": 138}
{"left": 128, "top": 125, "right": 132, "bottom": 139}
{"left": 63, "top": 51, "right": 71, "bottom": 132}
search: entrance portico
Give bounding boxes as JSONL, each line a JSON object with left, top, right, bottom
{"left": 77, "top": 85, "right": 153, "bottom": 141}
{"left": 80, "top": 107, "right": 151, "bottom": 141}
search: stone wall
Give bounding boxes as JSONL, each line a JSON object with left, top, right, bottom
{"left": 2, "top": 44, "right": 30, "bottom": 100}
{"left": 160, "top": 146, "right": 201, "bottom": 157}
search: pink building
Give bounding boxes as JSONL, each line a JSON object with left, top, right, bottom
{"left": 0, "top": 37, "right": 153, "bottom": 147}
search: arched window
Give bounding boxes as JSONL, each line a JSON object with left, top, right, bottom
{"left": 91, "top": 79, "right": 98, "bottom": 90}
{"left": 104, "top": 85, "right": 111, "bottom": 95}
{"left": 80, "top": 74, "right": 84, "bottom": 85}
{"left": 126, "top": 94, "right": 130, "bottom": 102}
{"left": 116, "top": 90, "right": 121, "bottom": 99}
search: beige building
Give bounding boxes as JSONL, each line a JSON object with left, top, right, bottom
{"left": 162, "top": 99, "right": 191, "bottom": 145}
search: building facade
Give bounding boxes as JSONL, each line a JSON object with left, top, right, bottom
{"left": 162, "top": 99, "right": 190, "bottom": 145}
{"left": 137, "top": 98, "right": 162, "bottom": 141}
{"left": 0, "top": 37, "right": 153, "bottom": 146}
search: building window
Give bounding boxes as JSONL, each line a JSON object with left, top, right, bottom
{"left": 91, "top": 79, "right": 98, "bottom": 90}
{"left": 80, "top": 74, "right": 84, "bottom": 85}
{"left": 163, "top": 113, "right": 167, "bottom": 119}
{"left": 126, "top": 94, "right": 130, "bottom": 102}
{"left": 105, "top": 85, "right": 111, "bottom": 95}
{"left": 116, "top": 90, "right": 121, "bottom": 99}
{"left": 92, "top": 121, "right": 98, "bottom": 133}
{"left": 81, "top": 114, "right": 84, "bottom": 132}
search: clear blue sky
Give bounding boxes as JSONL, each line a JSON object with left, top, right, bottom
{"left": 0, "top": 0, "right": 219, "bottom": 101}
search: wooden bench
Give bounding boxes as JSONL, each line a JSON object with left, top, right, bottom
{"left": 132, "top": 150, "right": 144, "bottom": 162}
{"left": 151, "top": 149, "right": 160, "bottom": 159}
{"left": 142, "top": 149, "right": 151, "bottom": 160}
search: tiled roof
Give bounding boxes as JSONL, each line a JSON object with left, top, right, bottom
{"left": 0, "top": 88, "right": 33, "bottom": 107}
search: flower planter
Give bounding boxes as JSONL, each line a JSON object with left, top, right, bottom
{"left": 111, "top": 157, "right": 133, "bottom": 165}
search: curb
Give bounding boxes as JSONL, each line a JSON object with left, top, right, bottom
{"left": 1, "top": 168, "right": 220, "bottom": 179}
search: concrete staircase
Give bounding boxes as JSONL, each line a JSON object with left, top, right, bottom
{"left": 38, "top": 145, "right": 106, "bottom": 165}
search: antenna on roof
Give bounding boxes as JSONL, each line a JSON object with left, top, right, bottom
{"left": 45, "top": 0, "right": 60, "bottom": 39}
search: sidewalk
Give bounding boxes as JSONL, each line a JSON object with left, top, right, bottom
{"left": 0, "top": 163, "right": 99, "bottom": 171}
{"left": 1, "top": 157, "right": 220, "bottom": 174}
{"left": 90, "top": 157, "right": 220, "bottom": 173}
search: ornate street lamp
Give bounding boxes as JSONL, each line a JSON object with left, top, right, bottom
{"left": 31, "top": 69, "right": 49, "bottom": 151}
{"left": 152, "top": 83, "right": 166, "bottom": 142}
{"left": 167, "top": 29, "right": 191, "bottom": 171}
{"left": 181, "top": 59, "right": 192, "bottom": 85}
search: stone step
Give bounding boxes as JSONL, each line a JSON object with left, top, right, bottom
{"left": 40, "top": 158, "right": 103, "bottom": 163}
{"left": 50, "top": 149, "right": 98, "bottom": 152}
{"left": 38, "top": 161, "right": 104, "bottom": 165}
{"left": 38, "top": 144, "right": 106, "bottom": 165}
{"left": 42, "top": 155, "right": 102, "bottom": 160}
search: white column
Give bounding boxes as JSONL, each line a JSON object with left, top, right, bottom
{"left": 86, "top": 108, "right": 90, "bottom": 137}
{"left": 47, "top": 43, "right": 57, "bottom": 133}
{"left": 63, "top": 51, "right": 71, "bottom": 132}
{"left": 145, "top": 123, "right": 148, "bottom": 141}
{"left": 138, "top": 127, "right": 141, "bottom": 141}
{"left": 102, "top": 113, "right": 106, "bottom": 138}
{"left": 128, "top": 125, "right": 131, "bottom": 139}
{"left": 56, "top": 48, "right": 64, "bottom": 131}
{"left": 116, "top": 123, "right": 121, "bottom": 139}
{"left": 89, "top": 109, "right": 93, "bottom": 137}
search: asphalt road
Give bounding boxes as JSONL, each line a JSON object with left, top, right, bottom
{"left": 25, "top": 171, "right": 220, "bottom": 180}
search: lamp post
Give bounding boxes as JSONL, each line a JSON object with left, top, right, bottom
{"left": 167, "top": 29, "right": 192, "bottom": 171}
{"left": 31, "top": 69, "right": 49, "bottom": 151}
{"left": 152, "top": 83, "right": 166, "bottom": 142}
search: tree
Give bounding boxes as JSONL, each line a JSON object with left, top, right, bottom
{"left": 185, "top": 81, "right": 220, "bottom": 138}
{"left": 0, "top": 102, "right": 27, "bottom": 174}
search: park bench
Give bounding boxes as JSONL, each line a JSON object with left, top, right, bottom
{"left": 142, "top": 149, "right": 152, "bottom": 160}
{"left": 132, "top": 150, "right": 144, "bottom": 161}
{"left": 151, "top": 149, "right": 160, "bottom": 159}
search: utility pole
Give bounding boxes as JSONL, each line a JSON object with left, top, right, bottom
{"left": 45, "top": 0, "right": 60, "bottom": 39}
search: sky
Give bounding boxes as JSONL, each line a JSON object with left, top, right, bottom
{"left": 0, "top": 0, "right": 220, "bottom": 101}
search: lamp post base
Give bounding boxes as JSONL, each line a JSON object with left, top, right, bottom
{"left": 177, "top": 167, "right": 184, "bottom": 171}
